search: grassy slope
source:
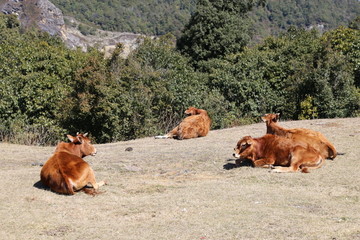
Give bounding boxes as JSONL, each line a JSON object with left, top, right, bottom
{"left": 0, "top": 117, "right": 360, "bottom": 239}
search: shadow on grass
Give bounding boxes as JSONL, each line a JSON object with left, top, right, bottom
{"left": 33, "top": 180, "right": 103, "bottom": 196}
{"left": 33, "top": 181, "right": 71, "bottom": 196}
{"left": 33, "top": 180, "right": 48, "bottom": 190}
{"left": 223, "top": 158, "right": 253, "bottom": 170}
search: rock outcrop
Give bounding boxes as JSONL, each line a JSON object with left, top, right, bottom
{"left": 1, "top": 0, "right": 66, "bottom": 36}
{"left": 0, "top": 0, "right": 142, "bottom": 56}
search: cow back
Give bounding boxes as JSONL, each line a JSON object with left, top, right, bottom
{"left": 41, "top": 152, "right": 74, "bottom": 194}
{"left": 263, "top": 114, "right": 337, "bottom": 159}
{"left": 179, "top": 109, "right": 211, "bottom": 138}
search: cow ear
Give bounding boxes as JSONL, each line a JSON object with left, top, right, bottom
{"left": 261, "top": 115, "right": 267, "bottom": 122}
{"left": 77, "top": 136, "right": 84, "bottom": 143}
{"left": 67, "top": 135, "right": 77, "bottom": 143}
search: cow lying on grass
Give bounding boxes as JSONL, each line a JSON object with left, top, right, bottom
{"left": 262, "top": 113, "right": 337, "bottom": 159}
{"left": 40, "top": 133, "right": 106, "bottom": 195}
{"left": 233, "top": 134, "right": 325, "bottom": 173}
{"left": 155, "top": 107, "right": 211, "bottom": 140}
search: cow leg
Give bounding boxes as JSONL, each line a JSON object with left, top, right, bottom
{"left": 271, "top": 166, "right": 298, "bottom": 173}
{"left": 154, "top": 126, "right": 178, "bottom": 139}
{"left": 253, "top": 158, "right": 275, "bottom": 168}
{"left": 271, "top": 155, "right": 301, "bottom": 173}
{"left": 71, "top": 167, "right": 105, "bottom": 191}
{"left": 84, "top": 168, "right": 106, "bottom": 190}
{"left": 179, "top": 127, "right": 197, "bottom": 140}
{"left": 272, "top": 148, "right": 324, "bottom": 173}
{"left": 299, "top": 155, "right": 325, "bottom": 173}
{"left": 87, "top": 180, "right": 106, "bottom": 190}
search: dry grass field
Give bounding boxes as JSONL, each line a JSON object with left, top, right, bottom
{"left": 1, "top": 117, "right": 360, "bottom": 240}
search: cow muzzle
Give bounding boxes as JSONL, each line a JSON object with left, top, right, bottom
{"left": 91, "top": 148, "right": 97, "bottom": 156}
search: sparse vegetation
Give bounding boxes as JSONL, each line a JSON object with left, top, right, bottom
{"left": 78, "top": 23, "right": 96, "bottom": 36}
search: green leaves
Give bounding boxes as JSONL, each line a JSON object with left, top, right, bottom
{"left": 177, "top": 0, "right": 260, "bottom": 63}
{"left": 107, "top": 35, "right": 211, "bottom": 140}
{"left": 0, "top": 12, "right": 359, "bottom": 145}
{"left": 199, "top": 26, "right": 359, "bottom": 121}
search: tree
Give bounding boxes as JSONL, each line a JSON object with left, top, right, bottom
{"left": 108, "top": 35, "right": 211, "bottom": 140}
{"left": 0, "top": 17, "right": 76, "bottom": 144}
{"left": 322, "top": 25, "right": 360, "bottom": 88}
{"left": 177, "top": 0, "right": 265, "bottom": 63}
{"left": 349, "top": 16, "right": 360, "bottom": 30}
{"left": 56, "top": 48, "right": 116, "bottom": 143}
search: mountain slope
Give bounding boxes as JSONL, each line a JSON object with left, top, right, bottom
{"left": 50, "top": 0, "right": 360, "bottom": 40}
{"left": 0, "top": 0, "right": 143, "bottom": 54}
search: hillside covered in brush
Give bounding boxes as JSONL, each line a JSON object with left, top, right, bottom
{"left": 50, "top": 0, "right": 360, "bottom": 40}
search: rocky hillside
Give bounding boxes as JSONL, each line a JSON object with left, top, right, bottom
{"left": 0, "top": 0, "right": 142, "bottom": 56}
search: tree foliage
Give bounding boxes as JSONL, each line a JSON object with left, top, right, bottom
{"left": 177, "top": 0, "right": 265, "bottom": 62}
{"left": 106, "top": 34, "right": 231, "bottom": 140}
{"left": 200, "top": 26, "right": 359, "bottom": 120}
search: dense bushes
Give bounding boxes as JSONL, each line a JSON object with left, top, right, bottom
{"left": 204, "top": 27, "right": 359, "bottom": 120}
{"left": 106, "top": 35, "right": 232, "bottom": 140}
{"left": 0, "top": 14, "right": 359, "bottom": 145}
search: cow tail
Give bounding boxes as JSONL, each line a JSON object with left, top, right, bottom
{"left": 63, "top": 177, "right": 75, "bottom": 195}
{"left": 56, "top": 165, "right": 75, "bottom": 195}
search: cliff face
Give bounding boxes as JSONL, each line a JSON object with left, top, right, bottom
{"left": 0, "top": 0, "right": 141, "bottom": 56}
{"left": 1, "top": 0, "right": 65, "bottom": 35}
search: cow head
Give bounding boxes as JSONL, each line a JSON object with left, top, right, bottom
{"left": 184, "top": 107, "right": 199, "bottom": 116}
{"left": 261, "top": 113, "right": 280, "bottom": 124}
{"left": 233, "top": 136, "right": 256, "bottom": 160}
{"left": 67, "top": 133, "right": 97, "bottom": 157}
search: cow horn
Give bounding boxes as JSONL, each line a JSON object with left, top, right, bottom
{"left": 83, "top": 133, "right": 88, "bottom": 137}
{"left": 76, "top": 132, "right": 79, "bottom": 135}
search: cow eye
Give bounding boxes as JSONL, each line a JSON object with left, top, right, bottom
{"left": 241, "top": 143, "right": 247, "bottom": 148}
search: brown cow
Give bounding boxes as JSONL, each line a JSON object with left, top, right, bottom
{"left": 40, "top": 133, "right": 106, "bottom": 195}
{"left": 262, "top": 113, "right": 337, "bottom": 159}
{"left": 155, "top": 107, "right": 211, "bottom": 140}
{"left": 233, "top": 134, "right": 325, "bottom": 173}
